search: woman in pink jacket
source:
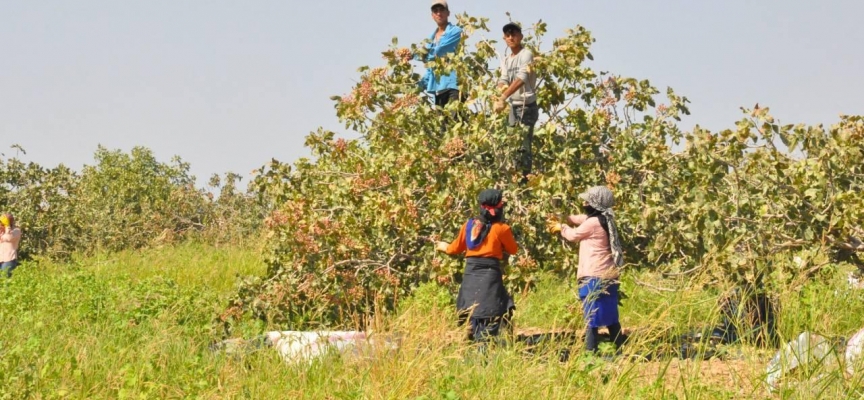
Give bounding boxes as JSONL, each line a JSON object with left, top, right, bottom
{"left": 0, "top": 213, "right": 22, "bottom": 278}
{"left": 549, "top": 186, "right": 625, "bottom": 354}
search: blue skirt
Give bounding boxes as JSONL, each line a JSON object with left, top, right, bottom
{"left": 578, "top": 278, "right": 620, "bottom": 328}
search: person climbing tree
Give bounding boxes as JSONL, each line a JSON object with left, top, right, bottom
{"left": 419, "top": 0, "right": 464, "bottom": 135}
{"left": 494, "top": 22, "right": 538, "bottom": 185}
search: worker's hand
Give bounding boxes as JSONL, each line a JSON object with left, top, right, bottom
{"left": 493, "top": 99, "right": 507, "bottom": 113}
{"left": 435, "top": 241, "right": 449, "bottom": 253}
{"left": 546, "top": 219, "right": 563, "bottom": 234}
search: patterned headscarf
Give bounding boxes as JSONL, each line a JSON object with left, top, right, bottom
{"left": 578, "top": 186, "right": 624, "bottom": 267}
{"left": 466, "top": 189, "right": 504, "bottom": 250}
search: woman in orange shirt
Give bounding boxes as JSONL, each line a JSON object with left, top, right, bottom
{"left": 436, "top": 189, "right": 519, "bottom": 344}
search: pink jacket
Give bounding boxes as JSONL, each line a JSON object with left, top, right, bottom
{"left": 0, "top": 228, "right": 21, "bottom": 263}
{"left": 560, "top": 215, "right": 618, "bottom": 279}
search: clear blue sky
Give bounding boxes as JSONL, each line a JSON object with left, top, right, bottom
{"left": 2, "top": 1, "right": 862, "bottom": 183}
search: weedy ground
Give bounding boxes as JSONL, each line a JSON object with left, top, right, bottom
{"left": 1, "top": 242, "right": 863, "bottom": 399}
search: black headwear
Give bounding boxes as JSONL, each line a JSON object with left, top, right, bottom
{"left": 503, "top": 22, "right": 522, "bottom": 34}
{"left": 466, "top": 189, "right": 505, "bottom": 250}
{"left": 478, "top": 189, "right": 504, "bottom": 223}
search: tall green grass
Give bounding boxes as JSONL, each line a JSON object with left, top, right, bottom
{"left": 77, "top": 241, "right": 264, "bottom": 295}
{"left": 1, "top": 244, "right": 864, "bottom": 398}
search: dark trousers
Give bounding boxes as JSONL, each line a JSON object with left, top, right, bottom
{"left": 509, "top": 102, "right": 539, "bottom": 182}
{"left": 518, "top": 125, "right": 535, "bottom": 182}
{"left": 0, "top": 259, "right": 18, "bottom": 278}
{"left": 465, "top": 309, "right": 513, "bottom": 341}
{"left": 585, "top": 322, "right": 626, "bottom": 353}
{"left": 434, "top": 89, "right": 461, "bottom": 135}
{"left": 434, "top": 89, "right": 461, "bottom": 108}
{"left": 469, "top": 317, "right": 504, "bottom": 343}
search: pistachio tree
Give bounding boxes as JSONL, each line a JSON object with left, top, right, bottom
{"left": 224, "top": 14, "right": 864, "bottom": 330}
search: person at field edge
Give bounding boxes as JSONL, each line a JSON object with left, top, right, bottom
{"left": 436, "top": 189, "right": 519, "bottom": 346}
{"left": 419, "top": 0, "right": 463, "bottom": 134}
{"left": 548, "top": 186, "right": 626, "bottom": 354}
{"left": 494, "top": 22, "right": 538, "bottom": 185}
{"left": 0, "top": 213, "right": 22, "bottom": 278}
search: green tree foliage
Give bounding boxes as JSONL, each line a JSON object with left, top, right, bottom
{"left": 227, "top": 14, "right": 864, "bottom": 330}
{"left": 0, "top": 145, "right": 264, "bottom": 258}
{"left": 75, "top": 146, "right": 207, "bottom": 252}
{"left": 0, "top": 147, "right": 78, "bottom": 258}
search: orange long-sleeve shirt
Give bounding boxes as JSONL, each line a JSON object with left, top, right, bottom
{"left": 445, "top": 221, "right": 518, "bottom": 259}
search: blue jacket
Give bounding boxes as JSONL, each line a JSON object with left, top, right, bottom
{"left": 418, "top": 23, "right": 462, "bottom": 94}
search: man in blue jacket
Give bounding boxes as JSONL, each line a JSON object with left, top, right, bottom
{"left": 420, "top": 1, "right": 463, "bottom": 133}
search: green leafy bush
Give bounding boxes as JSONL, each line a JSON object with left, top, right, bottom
{"left": 231, "top": 14, "right": 864, "bottom": 330}
{"left": 0, "top": 145, "right": 264, "bottom": 259}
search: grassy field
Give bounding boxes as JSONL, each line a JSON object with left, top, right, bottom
{"left": 2, "top": 243, "right": 864, "bottom": 399}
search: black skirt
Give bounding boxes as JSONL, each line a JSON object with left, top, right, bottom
{"left": 456, "top": 257, "right": 515, "bottom": 319}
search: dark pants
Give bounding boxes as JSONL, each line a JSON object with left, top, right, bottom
{"left": 434, "top": 89, "right": 461, "bottom": 135}
{"left": 585, "top": 322, "right": 626, "bottom": 353}
{"left": 1, "top": 259, "right": 18, "bottom": 278}
{"left": 578, "top": 277, "right": 624, "bottom": 353}
{"left": 457, "top": 257, "right": 514, "bottom": 344}
{"left": 509, "top": 102, "right": 538, "bottom": 183}
{"left": 467, "top": 314, "right": 512, "bottom": 344}
{"left": 434, "top": 89, "right": 461, "bottom": 108}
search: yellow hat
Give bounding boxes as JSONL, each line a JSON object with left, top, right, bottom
{"left": 0, "top": 214, "right": 8, "bottom": 228}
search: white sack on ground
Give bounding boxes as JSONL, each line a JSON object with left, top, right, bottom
{"left": 213, "top": 331, "right": 399, "bottom": 365}
{"left": 765, "top": 332, "right": 840, "bottom": 390}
